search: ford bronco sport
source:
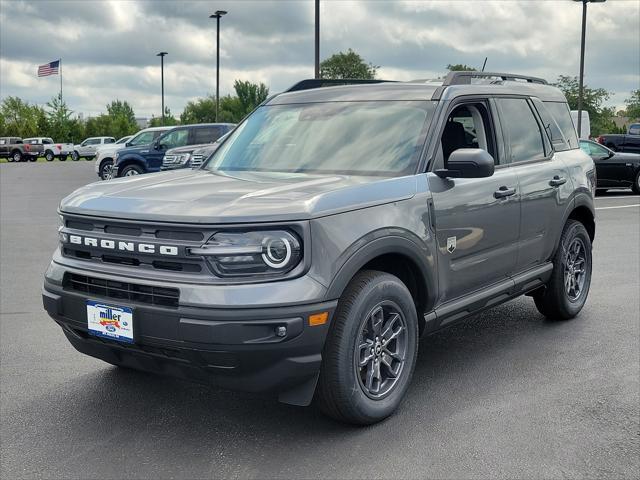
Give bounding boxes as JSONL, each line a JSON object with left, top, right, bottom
{"left": 43, "top": 72, "right": 596, "bottom": 425}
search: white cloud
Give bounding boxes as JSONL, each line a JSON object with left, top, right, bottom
{"left": 0, "top": 0, "right": 637, "bottom": 116}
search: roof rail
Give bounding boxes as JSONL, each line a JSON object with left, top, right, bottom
{"left": 284, "top": 78, "right": 396, "bottom": 93}
{"left": 442, "top": 71, "right": 548, "bottom": 86}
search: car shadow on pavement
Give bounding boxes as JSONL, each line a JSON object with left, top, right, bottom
{"left": 7, "top": 297, "right": 581, "bottom": 477}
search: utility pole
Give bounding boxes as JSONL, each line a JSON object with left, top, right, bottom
{"left": 157, "top": 52, "right": 168, "bottom": 125}
{"left": 315, "top": 0, "right": 320, "bottom": 78}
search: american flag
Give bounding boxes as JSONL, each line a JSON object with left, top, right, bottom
{"left": 37, "top": 60, "right": 60, "bottom": 77}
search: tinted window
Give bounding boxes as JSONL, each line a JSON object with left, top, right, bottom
{"left": 192, "top": 127, "right": 223, "bottom": 144}
{"left": 207, "top": 101, "right": 435, "bottom": 176}
{"left": 129, "top": 131, "right": 156, "bottom": 146}
{"left": 159, "top": 129, "right": 190, "bottom": 149}
{"left": 580, "top": 140, "right": 609, "bottom": 157}
{"left": 629, "top": 124, "right": 640, "bottom": 135}
{"left": 497, "top": 98, "right": 546, "bottom": 163}
{"left": 544, "top": 102, "right": 578, "bottom": 149}
{"left": 85, "top": 138, "right": 100, "bottom": 145}
{"left": 104, "top": 138, "right": 115, "bottom": 144}
{"left": 532, "top": 99, "right": 569, "bottom": 151}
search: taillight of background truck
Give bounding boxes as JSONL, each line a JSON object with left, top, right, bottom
{"left": 596, "top": 136, "right": 605, "bottom": 144}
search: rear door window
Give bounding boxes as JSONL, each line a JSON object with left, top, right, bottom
{"left": 192, "top": 127, "right": 223, "bottom": 144}
{"left": 543, "top": 102, "right": 578, "bottom": 149}
{"left": 496, "top": 98, "right": 546, "bottom": 163}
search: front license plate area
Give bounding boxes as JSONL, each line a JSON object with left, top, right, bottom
{"left": 86, "top": 300, "right": 134, "bottom": 344}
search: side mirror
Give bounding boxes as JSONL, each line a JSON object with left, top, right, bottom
{"left": 125, "top": 142, "right": 132, "bottom": 147}
{"left": 435, "top": 148, "right": 495, "bottom": 179}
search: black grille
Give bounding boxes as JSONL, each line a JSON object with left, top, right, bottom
{"left": 64, "top": 273, "right": 179, "bottom": 307}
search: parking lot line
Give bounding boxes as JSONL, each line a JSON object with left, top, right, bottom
{"left": 595, "top": 204, "right": 640, "bottom": 210}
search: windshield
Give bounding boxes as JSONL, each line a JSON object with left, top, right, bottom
{"left": 116, "top": 136, "right": 131, "bottom": 144}
{"left": 205, "top": 101, "right": 434, "bottom": 176}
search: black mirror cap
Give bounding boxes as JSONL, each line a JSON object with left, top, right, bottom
{"left": 435, "top": 148, "right": 495, "bottom": 179}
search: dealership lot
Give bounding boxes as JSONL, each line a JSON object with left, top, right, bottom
{"left": 1, "top": 162, "right": 638, "bottom": 479}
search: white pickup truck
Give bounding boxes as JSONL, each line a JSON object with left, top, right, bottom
{"left": 72, "top": 136, "right": 116, "bottom": 161}
{"left": 24, "top": 137, "right": 74, "bottom": 161}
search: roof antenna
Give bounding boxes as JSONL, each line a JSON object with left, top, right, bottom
{"left": 481, "top": 57, "right": 488, "bottom": 72}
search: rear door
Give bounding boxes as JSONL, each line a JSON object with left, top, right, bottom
{"left": 428, "top": 98, "right": 520, "bottom": 303}
{"left": 191, "top": 126, "right": 224, "bottom": 144}
{"left": 500, "top": 97, "right": 573, "bottom": 272}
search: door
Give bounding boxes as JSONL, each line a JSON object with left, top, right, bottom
{"left": 79, "top": 138, "right": 100, "bottom": 156}
{"left": 497, "top": 97, "right": 572, "bottom": 271}
{"left": 192, "top": 126, "right": 224, "bottom": 144}
{"left": 428, "top": 100, "right": 520, "bottom": 303}
{"left": 148, "top": 128, "right": 190, "bottom": 171}
{"left": 583, "top": 141, "right": 633, "bottom": 187}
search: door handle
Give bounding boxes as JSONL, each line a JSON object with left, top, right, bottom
{"left": 549, "top": 175, "right": 567, "bottom": 187}
{"left": 494, "top": 186, "right": 516, "bottom": 199}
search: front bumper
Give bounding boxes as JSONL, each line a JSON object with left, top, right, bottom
{"left": 42, "top": 270, "right": 336, "bottom": 406}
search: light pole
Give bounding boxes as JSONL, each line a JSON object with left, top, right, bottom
{"left": 157, "top": 52, "right": 168, "bottom": 126}
{"left": 315, "top": 0, "right": 320, "bottom": 78}
{"left": 210, "top": 10, "right": 227, "bottom": 122}
{"left": 573, "top": 0, "right": 606, "bottom": 137}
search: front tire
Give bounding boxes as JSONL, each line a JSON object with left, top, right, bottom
{"left": 71, "top": 151, "right": 80, "bottom": 161}
{"left": 45, "top": 151, "right": 54, "bottom": 162}
{"left": 534, "top": 220, "right": 592, "bottom": 320}
{"left": 632, "top": 170, "right": 640, "bottom": 195}
{"left": 316, "top": 270, "right": 418, "bottom": 425}
{"left": 12, "top": 151, "right": 22, "bottom": 162}
{"left": 119, "top": 164, "right": 144, "bottom": 177}
{"left": 99, "top": 159, "right": 115, "bottom": 180}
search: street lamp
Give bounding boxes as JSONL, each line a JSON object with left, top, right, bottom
{"left": 209, "top": 10, "right": 228, "bottom": 122}
{"left": 315, "top": 0, "right": 320, "bottom": 78}
{"left": 157, "top": 52, "right": 168, "bottom": 126}
{"left": 573, "top": 0, "right": 606, "bottom": 138}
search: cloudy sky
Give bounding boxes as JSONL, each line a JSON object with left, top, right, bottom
{"left": 1, "top": 0, "right": 638, "bottom": 119}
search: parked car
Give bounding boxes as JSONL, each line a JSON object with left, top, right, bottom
{"left": 0, "top": 137, "right": 44, "bottom": 162}
{"left": 95, "top": 129, "right": 170, "bottom": 180}
{"left": 160, "top": 130, "right": 232, "bottom": 171}
{"left": 71, "top": 137, "right": 116, "bottom": 161}
{"left": 580, "top": 139, "right": 640, "bottom": 194}
{"left": 23, "top": 137, "right": 74, "bottom": 161}
{"left": 114, "top": 123, "right": 234, "bottom": 177}
{"left": 597, "top": 124, "right": 640, "bottom": 153}
{"left": 44, "top": 72, "right": 596, "bottom": 425}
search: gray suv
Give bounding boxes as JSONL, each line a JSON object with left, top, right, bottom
{"left": 43, "top": 72, "right": 596, "bottom": 425}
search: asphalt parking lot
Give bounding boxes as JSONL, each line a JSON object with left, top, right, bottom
{"left": 1, "top": 162, "right": 638, "bottom": 479}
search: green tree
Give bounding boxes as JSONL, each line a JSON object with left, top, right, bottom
{"left": 447, "top": 64, "right": 476, "bottom": 71}
{"left": 180, "top": 96, "right": 216, "bottom": 124}
{"left": 149, "top": 107, "right": 179, "bottom": 127}
{"left": 623, "top": 89, "right": 640, "bottom": 120}
{"left": 0, "top": 96, "right": 46, "bottom": 137}
{"left": 553, "top": 75, "right": 614, "bottom": 136}
{"left": 104, "top": 100, "right": 138, "bottom": 138}
{"left": 46, "top": 94, "right": 75, "bottom": 142}
{"left": 233, "top": 80, "right": 269, "bottom": 118}
{"left": 320, "top": 49, "right": 378, "bottom": 80}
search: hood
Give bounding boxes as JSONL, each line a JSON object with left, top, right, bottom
{"left": 96, "top": 143, "right": 126, "bottom": 154}
{"left": 59, "top": 170, "right": 418, "bottom": 224}
{"left": 165, "top": 143, "right": 212, "bottom": 155}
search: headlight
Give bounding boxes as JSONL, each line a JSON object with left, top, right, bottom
{"left": 190, "top": 230, "right": 302, "bottom": 277}
{"left": 114, "top": 152, "right": 119, "bottom": 161}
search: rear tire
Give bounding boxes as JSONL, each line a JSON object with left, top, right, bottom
{"left": 316, "top": 270, "right": 418, "bottom": 425}
{"left": 632, "top": 170, "right": 640, "bottom": 195}
{"left": 534, "top": 220, "right": 592, "bottom": 320}
{"left": 29, "top": 156, "right": 37, "bottom": 162}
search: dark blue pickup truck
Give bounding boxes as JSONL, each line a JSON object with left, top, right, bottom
{"left": 113, "top": 123, "right": 234, "bottom": 177}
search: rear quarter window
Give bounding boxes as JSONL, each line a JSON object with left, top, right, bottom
{"left": 543, "top": 102, "right": 578, "bottom": 150}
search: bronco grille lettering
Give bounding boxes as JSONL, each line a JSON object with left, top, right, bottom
{"left": 67, "top": 234, "right": 179, "bottom": 256}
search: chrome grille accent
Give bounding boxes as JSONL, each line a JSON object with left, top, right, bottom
{"left": 190, "top": 154, "right": 205, "bottom": 168}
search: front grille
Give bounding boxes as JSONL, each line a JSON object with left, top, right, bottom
{"left": 60, "top": 215, "right": 212, "bottom": 278}
{"left": 190, "top": 154, "right": 205, "bottom": 168}
{"left": 64, "top": 273, "right": 179, "bottom": 307}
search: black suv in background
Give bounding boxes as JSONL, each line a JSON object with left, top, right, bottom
{"left": 161, "top": 131, "right": 232, "bottom": 171}
{"left": 44, "top": 73, "right": 596, "bottom": 425}
{"left": 113, "top": 123, "right": 234, "bottom": 177}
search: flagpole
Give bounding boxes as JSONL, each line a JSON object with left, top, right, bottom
{"left": 59, "top": 58, "right": 63, "bottom": 102}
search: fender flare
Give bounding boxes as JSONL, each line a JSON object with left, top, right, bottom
{"left": 324, "top": 231, "right": 437, "bottom": 313}
{"left": 115, "top": 155, "right": 147, "bottom": 174}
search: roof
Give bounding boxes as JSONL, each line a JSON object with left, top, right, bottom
{"left": 270, "top": 73, "right": 567, "bottom": 105}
